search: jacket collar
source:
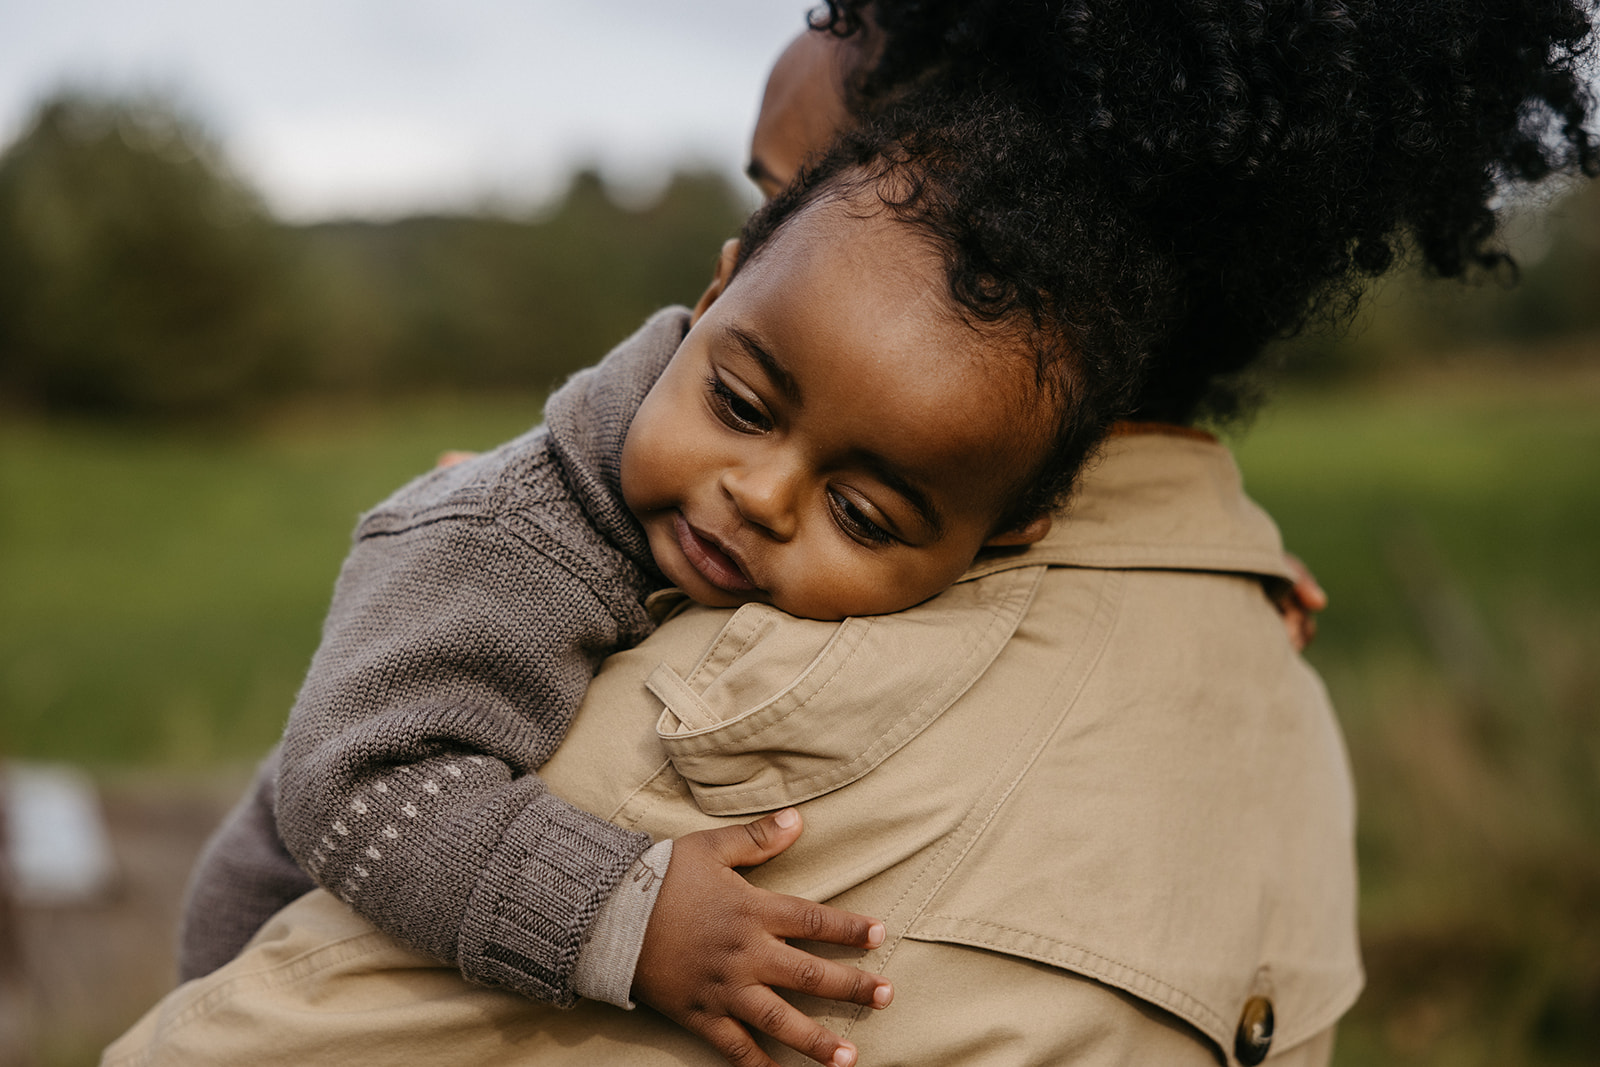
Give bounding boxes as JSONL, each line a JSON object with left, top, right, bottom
{"left": 962, "top": 425, "right": 1292, "bottom": 583}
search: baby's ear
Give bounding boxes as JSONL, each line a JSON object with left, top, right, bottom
{"left": 690, "top": 238, "right": 742, "bottom": 325}
{"left": 983, "top": 513, "right": 1052, "bottom": 548}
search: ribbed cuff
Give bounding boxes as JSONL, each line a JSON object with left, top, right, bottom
{"left": 456, "top": 793, "right": 650, "bottom": 1006}
{"left": 570, "top": 839, "right": 673, "bottom": 1008}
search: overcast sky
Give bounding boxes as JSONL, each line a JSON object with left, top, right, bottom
{"left": 0, "top": 0, "right": 809, "bottom": 219}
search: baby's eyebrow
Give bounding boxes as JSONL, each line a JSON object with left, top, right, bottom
{"left": 725, "top": 326, "right": 802, "bottom": 405}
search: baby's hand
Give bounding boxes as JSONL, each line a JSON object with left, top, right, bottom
{"left": 1273, "top": 552, "right": 1328, "bottom": 651}
{"left": 632, "top": 809, "right": 892, "bottom": 1067}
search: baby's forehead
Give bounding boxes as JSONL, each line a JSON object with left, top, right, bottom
{"left": 743, "top": 188, "right": 950, "bottom": 311}
{"left": 741, "top": 191, "right": 1051, "bottom": 403}
{"left": 722, "top": 211, "right": 1051, "bottom": 475}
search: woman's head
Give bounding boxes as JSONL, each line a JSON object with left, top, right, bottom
{"left": 745, "top": 29, "right": 860, "bottom": 201}
{"left": 684, "top": 0, "right": 1599, "bottom": 609}
{"left": 786, "top": 0, "right": 1599, "bottom": 423}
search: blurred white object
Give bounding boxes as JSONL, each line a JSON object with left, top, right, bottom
{"left": 2, "top": 762, "right": 116, "bottom": 906}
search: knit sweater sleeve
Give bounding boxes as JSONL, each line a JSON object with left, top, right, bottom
{"left": 275, "top": 309, "right": 688, "bottom": 1007}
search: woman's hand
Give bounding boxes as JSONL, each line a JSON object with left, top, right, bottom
{"left": 1274, "top": 552, "right": 1328, "bottom": 651}
{"left": 435, "top": 450, "right": 478, "bottom": 469}
{"left": 632, "top": 809, "right": 892, "bottom": 1067}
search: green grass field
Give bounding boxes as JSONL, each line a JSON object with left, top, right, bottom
{"left": 0, "top": 395, "right": 547, "bottom": 766}
{"left": 3, "top": 371, "right": 1598, "bottom": 1064}
{"left": 1230, "top": 371, "right": 1600, "bottom": 1067}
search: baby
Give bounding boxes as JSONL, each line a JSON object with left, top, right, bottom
{"left": 152, "top": 0, "right": 1600, "bottom": 1060}
{"left": 183, "top": 114, "right": 1131, "bottom": 1067}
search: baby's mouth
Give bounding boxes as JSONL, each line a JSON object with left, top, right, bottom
{"left": 672, "top": 513, "right": 757, "bottom": 594}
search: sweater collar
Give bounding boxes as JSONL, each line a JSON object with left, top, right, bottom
{"left": 542, "top": 307, "right": 691, "bottom": 575}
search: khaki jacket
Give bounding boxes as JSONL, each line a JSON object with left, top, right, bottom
{"left": 106, "top": 430, "right": 1362, "bottom": 1067}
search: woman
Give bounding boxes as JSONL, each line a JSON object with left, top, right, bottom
{"left": 120, "top": 3, "right": 1595, "bottom": 1065}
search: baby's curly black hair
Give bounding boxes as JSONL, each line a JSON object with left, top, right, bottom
{"left": 811, "top": 0, "right": 1599, "bottom": 425}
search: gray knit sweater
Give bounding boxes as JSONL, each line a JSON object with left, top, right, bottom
{"left": 187, "top": 308, "right": 688, "bottom": 1006}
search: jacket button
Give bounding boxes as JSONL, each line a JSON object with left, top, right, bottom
{"left": 1234, "top": 995, "right": 1274, "bottom": 1065}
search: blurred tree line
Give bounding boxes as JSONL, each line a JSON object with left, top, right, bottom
{"left": 1, "top": 88, "right": 1597, "bottom": 422}
{"left": 0, "top": 89, "right": 747, "bottom": 419}
{"left": 1273, "top": 183, "right": 1600, "bottom": 382}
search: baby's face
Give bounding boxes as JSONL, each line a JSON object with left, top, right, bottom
{"left": 620, "top": 195, "right": 1050, "bottom": 621}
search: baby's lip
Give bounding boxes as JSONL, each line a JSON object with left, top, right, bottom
{"left": 673, "top": 513, "right": 758, "bottom": 594}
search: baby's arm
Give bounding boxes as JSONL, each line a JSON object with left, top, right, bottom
{"left": 274, "top": 468, "right": 657, "bottom": 1006}
{"left": 178, "top": 747, "right": 314, "bottom": 981}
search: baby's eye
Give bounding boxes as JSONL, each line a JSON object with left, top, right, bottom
{"left": 706, "top": 375, "right": 770, "bottom": 432}
{"left": 828, "top": 489, "right": 895, "bottom": 546}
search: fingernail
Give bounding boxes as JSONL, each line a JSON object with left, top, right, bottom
{"left": 865, "top": 922, "right": 885, "bottom": 948}
{"left": 831, "top": 1045, "right": 857, "bottom": 1067}
{"left": 873, "top": 983, "right": 893, "bottom": 1008}
{"left": 775, "top": 808, "right": 799, "bottom": 829}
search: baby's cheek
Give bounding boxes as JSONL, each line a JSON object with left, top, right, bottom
{"left": 830, "top": 560, "right": 935, "bottom": 619}
{"left": 619, "top": 420, "right": 672, "bottom": 513}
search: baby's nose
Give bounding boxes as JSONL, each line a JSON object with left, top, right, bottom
{"left": 723, "top": 464, "right": 799, "bottom": 541}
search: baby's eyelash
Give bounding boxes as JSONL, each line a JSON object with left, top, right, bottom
{"left": 705, "top": 374, "right": 768, "bottom": 431}
{"left": 829, "top": 490, "right": 895, "bottom": 546}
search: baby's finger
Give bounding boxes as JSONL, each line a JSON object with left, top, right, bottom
{"left": 1284, "top": 552, "right": 1329, "bottom": 612}
{"left": 699, "top": 808, "right": 806, "bottom": 870}
{"left": 1281, "top": 603, "right": 1313, "bottom": 652}
{"left": 764, "top": 942, "right": 894, "bottom": 1009}
{"left": 762, "top": 891, "right": 886, "bottom": 950}
{"left": 732, "top": 987, "right": 860, "bottom": 1067}
{"left": 692, "top": 1014, "right": 781, "bottom": 1067}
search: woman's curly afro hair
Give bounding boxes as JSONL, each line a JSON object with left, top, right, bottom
{"left": 811, "top": 0, "right": 1599, "bottom": 425}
